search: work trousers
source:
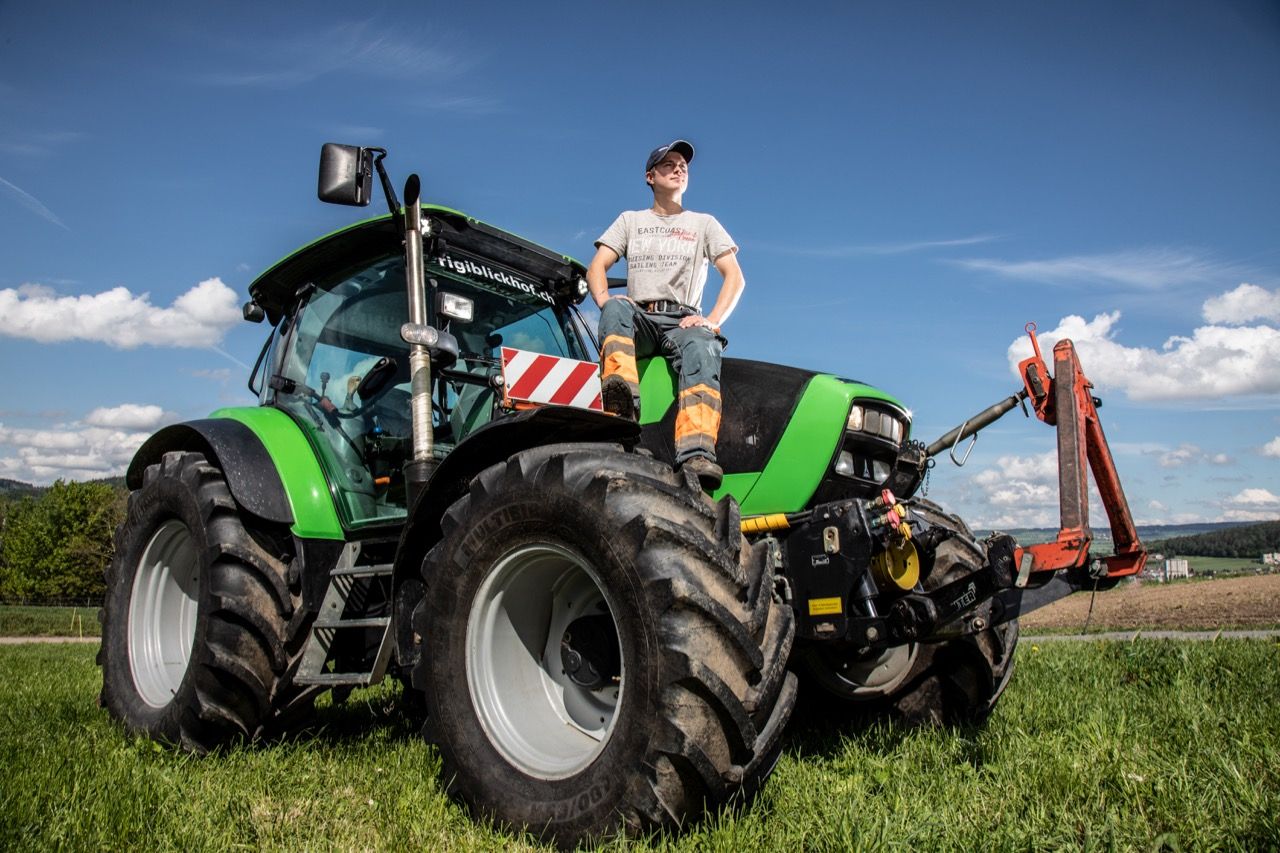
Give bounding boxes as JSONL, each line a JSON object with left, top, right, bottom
{"left": 598, "top": 298, "right": 725, "bottom": 464}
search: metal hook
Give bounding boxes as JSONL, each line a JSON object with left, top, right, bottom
{"left": 949, "top": 419, "right": 977, "bottom": 466}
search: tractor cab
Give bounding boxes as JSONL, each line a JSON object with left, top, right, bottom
{"left": 246, "top": 208, "right": 595, "bottom": 529}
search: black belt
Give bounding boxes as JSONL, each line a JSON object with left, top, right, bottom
{"left": 639, "top": 300, "right": 694, "bottom": 315}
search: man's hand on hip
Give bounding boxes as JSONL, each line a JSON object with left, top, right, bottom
{"left": 679, "top": 314, "right": 719, "bottom": 332}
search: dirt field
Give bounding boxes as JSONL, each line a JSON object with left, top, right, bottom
{"left": 1020, "top": 572, "right": 1280, "bottom": 631}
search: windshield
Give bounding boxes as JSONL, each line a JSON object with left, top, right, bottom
{"left": 270, "top": 250, "right": 589, "bottom": 528}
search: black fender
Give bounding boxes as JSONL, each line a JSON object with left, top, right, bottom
{"left": 389, "top": 405, "right": 639, "bottom": 668}
{"left": 126, "top": 419, "right": 293, "bottom": 525}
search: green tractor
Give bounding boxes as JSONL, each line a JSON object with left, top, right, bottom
{"left": 99, "top": 145, "right": 1142, "bottom": 846}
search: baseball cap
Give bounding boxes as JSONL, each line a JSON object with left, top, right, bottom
{"left": 645, "top": 139, "right": 695, "bottom": 172}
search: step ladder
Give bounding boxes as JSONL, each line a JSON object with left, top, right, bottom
{"left": 295, "top": 541, "right": 396, "bottom": 687}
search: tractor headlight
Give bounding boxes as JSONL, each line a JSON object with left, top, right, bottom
{"left": 834, "top": 449, "right": 892, "bottom": 482}
{"left": 865, "top": 409, "right": 881, "bottom": 435}
{"left": 438, "top": 292, "right": 475, "bottom": 322}
{"left": 847, "top": 405, "right": 864, "bottom": 432}
{"left": 846, "top": 404, "right": 906, "bottom": 444}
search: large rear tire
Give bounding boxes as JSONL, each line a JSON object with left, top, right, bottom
{"left": 413, "top": 443, "right": 797, "bottom": 847}
{"left": 98, "top": 451, "right": 312, "bottom": 752}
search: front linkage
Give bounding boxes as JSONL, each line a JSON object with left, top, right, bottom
{"left": 750, "top": 489, "right": 1024, "bottom": 653}
{"left": 761, "top": 320, "right": 1150, "bottom": 659}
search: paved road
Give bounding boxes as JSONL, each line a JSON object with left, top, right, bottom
{"left": 1024, "top": 629, "right": 1280, "bottom": 642}
{"left": 0, "top": 636, "right": 99, "bottom": 644}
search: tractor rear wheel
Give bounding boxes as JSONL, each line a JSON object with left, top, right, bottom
{"left": 413, "top": 443, "right": 797, "bottom": 847}
{"left": 98, "top": 451, "right": 312, "bottom": 752}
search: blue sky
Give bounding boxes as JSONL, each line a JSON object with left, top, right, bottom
{"left": 2, "top": 0, "right": 1278, "bottom": 529}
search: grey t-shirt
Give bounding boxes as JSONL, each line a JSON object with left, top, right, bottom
{"left": 595, "top": 209, "right": 737, "bottom": 310}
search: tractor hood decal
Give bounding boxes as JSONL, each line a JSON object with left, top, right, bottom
{"left": 433, "top": 250, "right": 554, "bottom": 304}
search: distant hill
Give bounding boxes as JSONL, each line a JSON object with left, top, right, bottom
{"left": 0, "top": 476, "right": 126, "bottom": 501}
{"left": 0, "top": 478, "right": 42, "bottom": 500}
{"left": 92, "top": 476, "right": 127, "bottom": 490}
{"left": 982, "top": 521, "right": 1262, "bottom": 548}
{"left": 1145, "top": 520, "right": 1280, "bottom": 559}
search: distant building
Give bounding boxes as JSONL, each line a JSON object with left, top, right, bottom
{"left": 1161, "top": 558, "right": 1190, "bottom": 582}
{"left": 1140, "top": 562, "right": 1165, "bottom": 582}
{"left": 1263, "top": 553, "right": 1280, "bottom": 566}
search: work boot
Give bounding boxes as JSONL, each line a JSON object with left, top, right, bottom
{"left": 681, "top": 456, "right": 723, "bottom": 491}
{"left": 601, "top": 375, "right": 637, "bottom": 422}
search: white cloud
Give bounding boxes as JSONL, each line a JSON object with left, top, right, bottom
{"left": 954, "top": 247, "right": 1246, "bottom": 290}
{"left": 0, "top": 427, "right": 86, "bottom": 451}
{"left": 1152, "top": 443, "right": 1233, "bottom": 468}
{"left": 938, "top": 446, "right": 1171, "bottom": 529}
{"left": 0, "top": 416, "right": 165, "bottom": 484}
{"left": 1109, "top": 441, "right": 1169, "bottom": 455}
{"left": 84, "top": 404, "right": 170, "bottom": 431}
{"left": 1202, "top": 283, "right": 1280, "bottom": 325}
{"left": 0, "top": 404, "right": 179, "bottom": 483}
{"left": 952, "top": 451, "right": 1069, "bottom": 528}
{"left": 1006, "top": 308, "right": 1280, "bottom": 401}
{"left": 1159, "top": 444, "right": 1201, "bottom": 468}
{"left": 1227, "top": 488, "right": 1279, "bottom": 506}
{"left": 1262, "top": 437, "right": 1280, "bottom": 458}
{"left": 0, "top": 278, "right": 240, "bottom": 349}
{"left": 1220, "top": 487, "right": 1280, "bottom": 522}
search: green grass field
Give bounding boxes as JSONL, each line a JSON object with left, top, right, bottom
{"left": 0, "top": 605, "right": 101, "bottom": 637}
{"left": 1180, "top": 555, "right": 1269, "bottom": 575}
{"left": 2, "top": 640, "right": 1277, "bottom": 851}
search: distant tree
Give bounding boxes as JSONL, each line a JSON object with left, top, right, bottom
{"left": 1147, "top": 520, "right": 1280, "bottom": 559}
{"left": 0, "top": 497, "right": 17, "bottom": 598}
{"left": 0, "top": 480, "right": 126, "bottom": 602}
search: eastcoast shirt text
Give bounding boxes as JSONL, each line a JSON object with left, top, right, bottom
{"left": 595, "top": 209, "right": 737, "bottom": 310}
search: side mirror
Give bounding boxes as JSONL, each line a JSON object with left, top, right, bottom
{"left": 354, "top": 357, "right": 399, "bottom": 403}
{"left": 318, "top": 143, "right": 373, "bottom": 206}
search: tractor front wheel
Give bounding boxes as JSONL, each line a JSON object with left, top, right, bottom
{"left": 98, "top": 451, "right": 310, "bottom": 752}
{"left": 881, "top": 499, "right": 1020, "bottom": 725}
{"left": 414, "top": 443, "right": 797, "bottom": 847}
{"left": 798, "top": 499, "right": 1019, "bottom": 726}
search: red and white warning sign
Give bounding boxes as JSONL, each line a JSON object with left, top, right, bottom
{"left": 500, "top": 347, "right": 603, "bottom": 411}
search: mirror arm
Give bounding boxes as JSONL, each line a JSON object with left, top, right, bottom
{"left": 368, "top": 148, "right": 403, "bottom": 234}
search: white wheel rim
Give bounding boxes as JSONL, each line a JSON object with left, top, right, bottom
{"left": 127, "top": 519, "right": 200, "bottom": 708}
{"left": 809, "top": 642, "right": 918, "bottom": 699}
{"left": 466, "top": 543, "right": 624, "bottom": 779}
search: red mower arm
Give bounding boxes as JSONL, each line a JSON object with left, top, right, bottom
{"left": 1015, "top": 323, "right": 1147, "bottom": 579}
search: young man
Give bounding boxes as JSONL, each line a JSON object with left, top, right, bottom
{"left": 585, "top": 139, "right": 745, "bottom": 490}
